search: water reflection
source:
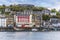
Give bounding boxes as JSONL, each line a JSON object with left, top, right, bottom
{"left": 0, "top": 32, "right": 60, "bottom": 40}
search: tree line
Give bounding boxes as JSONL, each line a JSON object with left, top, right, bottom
{"left": 0, "top": 4, "right": 60, "bottom": 21}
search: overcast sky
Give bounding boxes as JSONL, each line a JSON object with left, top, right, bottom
{"left": 0, "top": 0, "right": 60, "bottom": 10}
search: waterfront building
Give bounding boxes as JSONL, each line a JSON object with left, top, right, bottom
{"left": 5, "top": 8, "right": 11, "bottom": 12}
{"left": 50, "top": 18, "right": 60, "bottom": 27}
{"left": 50, "top": 12, "right": 56, "bottom": 16}
{"left": 0, "top": 14, "right": 7, "bottom": 27}
{"left": 42, "top": 9, "right": 50, "bottom": 15}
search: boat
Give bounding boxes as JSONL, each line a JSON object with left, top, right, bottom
{"left": 32, "top": 28, "right": 38, "bottom": 32}
{"left": 14, "top": 27, "right": 24, "bottom": 31}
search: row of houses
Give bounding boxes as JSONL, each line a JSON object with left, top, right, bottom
{"left": 0, "top": 14, "right": 14, "bottom": 28}
{"left": 5, "top": 8, "right": 57, "bottom": 16}
{"left": 0, "top": 4, "right": 59, "bottom": 29}
{"left": 0, "top": 10, "right": 58, "bottom": 26}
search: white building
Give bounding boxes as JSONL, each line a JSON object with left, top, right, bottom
{"left": 42, "top": 9, "right": 50, "bottom": 15}
{"left": 5, "top": 8, "right": 11, "bottom": 12}
{"left": 50, "top": 12, "right": 56, "bottom": 16}
{"left": 0, "top": 18, "right": 7, "bottom": 27}
{"left": 50, "top": 18, "right": 60, "bottom": 27}
{"left": 0, "top": 14, "right": 7, "bottom": 27}
{"left": 24, "top": 10, "right": 33, "bottom": 14}
{"left": 33, "top": 11, "right": 42, "bottom": 14}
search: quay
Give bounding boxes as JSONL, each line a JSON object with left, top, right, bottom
{"left": 0, "top": 26, "right": 60, "bottom": 32}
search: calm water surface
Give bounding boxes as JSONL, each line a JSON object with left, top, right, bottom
{"left": 0, "top": 32, "right": 60, "bottom": 40}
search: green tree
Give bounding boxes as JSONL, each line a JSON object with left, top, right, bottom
{"left": 32, "top": 7, "right": 46, "bottom": 11}
{"left": 0, "top": 4, "right": 6, "bottom": 14}
{"left": 38, "top": 7, "right": 46, "bottom": 11}
{"left": 42, "top": 15, "right": 50, "bottom": 21}
{"left": 5, "top": 12, "right": 10, "bottom": 15}
{"left": 56, "top": 12, "right": 60, "bottom": 15}
{"left": 9, "top": 5, "right": 25, "bottom": 11}
{"left": 51, "top": 9, "right": 56, "bottom": 12}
